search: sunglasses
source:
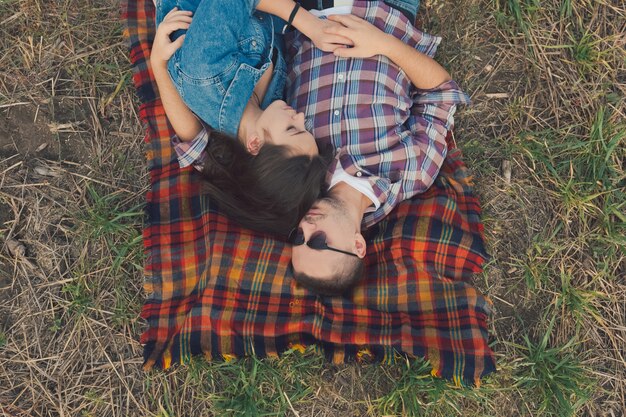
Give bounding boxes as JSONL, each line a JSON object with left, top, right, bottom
{"left": 288, "top": 227, "right": 359, "bottom": 257}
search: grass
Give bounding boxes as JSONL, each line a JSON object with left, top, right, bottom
{"left": 0, "top": 0, "right": 624, "bottom": 416}
{"left": 376, "top": 358, "right": 486, "bottom": 417}
{"left": 511, "top": 321, "right": 594, "bottom": 417}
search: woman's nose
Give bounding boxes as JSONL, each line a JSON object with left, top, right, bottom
{"left": 293, "top": 111, "right": 305, "bottom": 126}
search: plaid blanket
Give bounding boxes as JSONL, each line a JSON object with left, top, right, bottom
{"left": 124, "top": 0, "right": 496, "bottom": 386}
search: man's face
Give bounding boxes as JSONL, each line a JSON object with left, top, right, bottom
{"left": 290, "top": 198, "right": 359, "bottom": 279}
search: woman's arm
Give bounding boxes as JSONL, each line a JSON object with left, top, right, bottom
{"left": 325, "top": 14, "right": 451, "bottom": 89}
{"left": 151, "top": 8, "right": 202, "bottom": 142}
{"left": 256, "top": 0, "right": 352, "bottom": 52}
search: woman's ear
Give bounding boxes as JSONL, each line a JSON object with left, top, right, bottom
{"left": 246, "top": 134, "right": 263, "bottom": 155}
{"left": 354, "top": 233, "right": 367, "bottom": 258}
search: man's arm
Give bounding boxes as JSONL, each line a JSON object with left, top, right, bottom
{"left": 325, "top": 14, "right": 451, "bottom": 89}
{"left": 256, "top": 0, "right": 352, "bottom": 52}
{"left": 326, "top": 14, "right": 467, "bottom": 193}
{"left": 151, "top": 8, "right": 202, "bottom": 142}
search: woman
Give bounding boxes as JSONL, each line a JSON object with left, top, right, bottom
{"left": 151, "top": 0, "right": 349, "bottom": 236}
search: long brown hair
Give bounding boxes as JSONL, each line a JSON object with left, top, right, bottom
{"left": 199, "top": 129, "right": 332, "bottom": 237}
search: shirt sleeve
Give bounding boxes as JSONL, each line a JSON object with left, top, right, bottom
{"left": 171, "top": 127, "right": 209, "bottom": 171}
{"left": 405, "top": 79, "right": 470, "bottom": 189}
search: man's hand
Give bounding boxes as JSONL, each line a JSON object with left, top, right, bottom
{"left": 326, "top": 14, "right": 450, "bottom": 89}
{"left": 324, "top": 14, "right": 391, "bottom": 58}
{"left": 152, "top": 8, "right": 192, "bottom": 69}
{"left": 305, "top": 18, "right": 354, "bottom": 53}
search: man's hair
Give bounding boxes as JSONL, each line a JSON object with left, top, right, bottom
{"left": 198, "top": 129, "right": 333, "bottom": 237}
{"left": 293, "top": 256, "right": 365, "bottom": 296}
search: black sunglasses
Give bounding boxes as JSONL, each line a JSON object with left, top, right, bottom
{"left": 288, "top": 227, "right": 359, "bottom": 257}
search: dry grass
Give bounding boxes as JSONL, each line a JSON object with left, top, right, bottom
{"left": 0, "top": 0, "right": 624, "bottom": 416}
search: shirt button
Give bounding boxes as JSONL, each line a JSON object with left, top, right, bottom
{"left": 251, "top": 40, "right": 257, "bottom": 48}
{"left": 334, "top": 110, "right": 340, "bottom": 116}
{"left": 337, "top": 74, "right": 344, "bottom": 80}
{"left": 356, "top": 171, "right": 363, "bottom": 177}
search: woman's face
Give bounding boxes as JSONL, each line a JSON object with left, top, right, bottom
{"left": 256, "top": 100, "right": 319, "bottom": 156}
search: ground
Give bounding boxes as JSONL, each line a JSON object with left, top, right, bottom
{"left": 0, "top": 0, "right": 624, "bottom": 416}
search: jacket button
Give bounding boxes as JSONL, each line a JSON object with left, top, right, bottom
{"left": 251, "top": 40, "right": 257, "bottom": 48}
{"left": 389, "top": 170, "right": 401, "bottom": 182}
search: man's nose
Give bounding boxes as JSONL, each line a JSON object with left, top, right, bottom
{"left": 300, "top": 217, "right": 317, "bottom": 230}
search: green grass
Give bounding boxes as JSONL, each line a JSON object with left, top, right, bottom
{"left": 376, "top": 358, "right": 485, "bottom": 417}
{"left": 144, "top": 348, "right": 327, "bottom": 417}
{"left": 51, "top": 184, "right": 145, "bottom": 329}
{"left": 493, "top": 0, "right": 541, "bottom": 32}
{"left": 511, "top": 321, "right": 594, "bottom": 417}
{"left": 61, "top": 275, "right": 94, "bottom": 316}
{"left": 555, "top": 272, "right": 606, "bottom": 328}
{"left": 79, "top": 183, "right": 144, "bottom": 279}
{"left": 209, "top": 357, "right": 313, "bottom": 416}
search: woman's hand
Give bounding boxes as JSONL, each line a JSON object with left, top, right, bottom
{"left": 152, "top": 8, "right": 193, "bottom": 69}
{"left": 324, "top": 14, "right": 392, "bottom": 58}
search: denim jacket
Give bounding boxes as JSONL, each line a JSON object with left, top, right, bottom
{"left": 156, "top": 0, "right": 288, "bottom": 137}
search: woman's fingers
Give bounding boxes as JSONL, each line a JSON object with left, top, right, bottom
{"left": 164, "top": 8, "right": 193, "bottom": 21}
{"left": 167, "top": 15, "right": 193, "bottom": 25}
{"left": 162, "top": 21, "right": 191, "bottom": 36}
{"left": 164, "top": 6, "right": 178, "bottom": 17}
{"left": 169, "top": 34, "right": 186, "bottom": 52}
{"left": 172, "top": 21, "right": 191, "bottom": 32}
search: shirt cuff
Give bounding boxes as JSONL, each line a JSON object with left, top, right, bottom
{"left": 171, "top": 128, "right": 210, "bottom": 169}
{"left": 413, "top": 80, "right": 471, "bottom": 106}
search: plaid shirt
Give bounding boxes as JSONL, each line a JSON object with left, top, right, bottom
{"left": 285, "top": 0, "right": 470, "bottom": 228}
{"left": 172, "top": 128, "right": 209, "bottom": 171}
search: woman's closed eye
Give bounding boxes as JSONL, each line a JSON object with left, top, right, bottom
{"left": 287, "top": 125, "right": 304, "bottom": 135}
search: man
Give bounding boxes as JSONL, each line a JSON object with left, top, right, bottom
{"left": 286, "top": 1, "right": 469, "bottom": 295}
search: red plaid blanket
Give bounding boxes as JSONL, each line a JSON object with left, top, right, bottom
{"left": 124, "top": 0, "right": 496, "bottom": 386}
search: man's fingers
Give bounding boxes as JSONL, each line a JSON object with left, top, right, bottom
{"left": 327, "top": 14, "right": 353, "bottom": 26}
{"left": 323, "top": 27, "right": 354, "bottom": 46}
{"left": 319, "top": 43, "right": 350, "bottom": 53}
{"left": 328, "top": 35, "right": 353, "bottom": 47}
{"left": 333, "top": 45, "right": 357, "bottom": 58}
{"left": 323, "top": 24, "right": 347, "bottom": 36}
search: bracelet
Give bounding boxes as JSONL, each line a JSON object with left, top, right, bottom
{"left": 282, "top": 3, "right": 301, "bottom": 34}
